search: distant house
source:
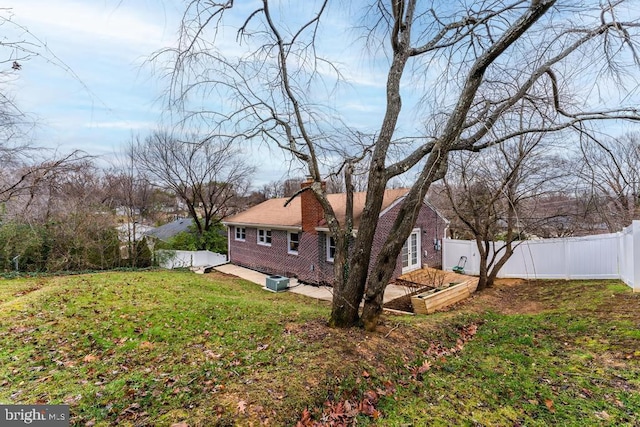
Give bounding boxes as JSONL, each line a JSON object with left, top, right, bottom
{"left": 116, "top": 222, "right": 154, "bottom": 243}
{"left": 223, "top": 180, "right": 448, "bottom": 286}
{"left": 143, "top": 218, "right": 194, "bottom": 243}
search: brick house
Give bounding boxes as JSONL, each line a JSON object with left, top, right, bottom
{"left": 223, "top": 182, "right": 448, "bottom": 286}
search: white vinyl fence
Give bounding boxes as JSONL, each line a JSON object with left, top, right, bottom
{"left": 442, "top": 220, "right": 640, "bottom": 291}
{"left": 156, "top": 250, "right": 227, "bottom": 269}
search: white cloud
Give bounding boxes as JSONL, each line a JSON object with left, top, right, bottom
{"left": 7, "top": 0, "right": 174, "bottom": 54}
{"left": 0, "top": 0, "right": 175, "bottom": 158}
{"left": 84, "top": 120, "right": 156, "bottom": 130}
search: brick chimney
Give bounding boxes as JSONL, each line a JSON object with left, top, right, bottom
{"left": 300, "top": 177, "right": 326, "bottom": 235}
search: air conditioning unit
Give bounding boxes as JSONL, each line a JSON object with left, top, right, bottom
{"left": 266, "top": 275, "right": 289, "bottom": 292}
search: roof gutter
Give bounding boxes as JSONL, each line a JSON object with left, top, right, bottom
{"left": 222, "top": 221, "right": 302, "bottom": 232}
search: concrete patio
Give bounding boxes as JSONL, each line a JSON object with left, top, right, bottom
{"left": 214, "top": 263, "right": 408, "bottom": 304}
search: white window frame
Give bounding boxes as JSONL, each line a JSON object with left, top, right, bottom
{"left": 235, "top": 226, "right": 246, "bottom": 241}
{"left": 257, "top": 229, "right": 272, "bottom": 246}
{"left": 288, "top": 232, "right": 300, "bottom": 255}
{"left": 326, "top": 234, "right": 336, "bottom": 263}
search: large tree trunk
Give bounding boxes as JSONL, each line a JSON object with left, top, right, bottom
{"left": 328, "top": 42, "right": 411, "bottom": 328}
{"left": 476, "top": 238, "right": 490, "bottom": 291}
{"left": 329, "top": 237, "right": 360, "bottom": 327}
{"left": 329, "top": 178, "right": 360, "bottom": 327}
{"left": 486, "top": 246, "right": 513, "bottom": 287}
{"left": 361, "top": 149, "right": 448, "bottom": 330}
{"left": 359, "top": 2, "right": 555, "bottom": 330}
{"left": 330, "top": 176, "right": 388, "bottom": 327}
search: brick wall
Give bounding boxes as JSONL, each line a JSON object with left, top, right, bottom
{"left": 369, "top": 200, "right": 447, "bottom": 280}
{"left": 228, "top": 200, "right": 446, "bottom": 286}
{"left": 228, "top": 226, "right": 330, "bottom": 284}
{"left": 300, "top": 180, "right": 325, "bottom": 234}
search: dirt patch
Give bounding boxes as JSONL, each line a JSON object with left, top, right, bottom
{"left": 457, "top": 279, "right": 548, "bottom": 315}
{"left": 383, "top": 286, "right": 431, "bottom": 313}
{"left": 285, "top": 318, "right": 431, "bottom": 371}
{"left": 12, "top": 286, "right": 43, "bottom": 298}
{"left": 383, "top": 294, "right": 413, "bottom": 312}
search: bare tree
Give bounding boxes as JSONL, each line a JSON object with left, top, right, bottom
{"left": 442, "top": 135, "right": 568, "bottom": 290}
{"left": 0, "top": 150, "right": 90, "bottom": 207}
{"left": 0, "top": 8, "right": 37, "bottom": 148}
{"left": 1, "top": 159, "right": 122, "bottom": 272}
{"left": 104, "top": 149, "right": 156, "bottom": 267}
{"left": 161, "top": 0, "right": 640, "bottom": 329}
{"left": 577, "top": 133, "right": 640, "bottom": 231}
{"left": 0, "top": 9, "right": 92, "bottom": 209}
{"left": 131, "top": 132, "right": 254, "bottom": 246}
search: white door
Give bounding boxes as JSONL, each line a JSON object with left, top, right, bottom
{"left": 401, "top": 229, "right": 421, "bottom": 273}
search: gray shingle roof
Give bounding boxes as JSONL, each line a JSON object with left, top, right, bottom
{"left": 144, "top": 218, "right": 194, "bottom": 241}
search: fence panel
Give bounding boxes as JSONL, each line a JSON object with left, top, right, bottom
{"left": 620, "top": 223, "right": 636, "bottom": 289}
{"left": 566, "top": 235, "right": 619, "bottom": 279}
{"left": 443, "top": 223, "right": 639, "bottom": 289}
{"left": 442, "top": 239, "right": 476, "bottom": 273}
{"left": 156, "top": 250, "right": 227, "bottom": 269}
{"left": 499, "top": 239, "right": 568, "bottom": 279}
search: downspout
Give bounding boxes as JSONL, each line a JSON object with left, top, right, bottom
{"left": 227, "top": 226, "right": 231, "bottom": 262}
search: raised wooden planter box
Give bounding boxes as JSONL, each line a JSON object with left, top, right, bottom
{"left": 410, "top": 279, "right": 478, "bottom": 314}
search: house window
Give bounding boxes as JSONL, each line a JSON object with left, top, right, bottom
{"left": 326, "top": 234, "right": 336, "bottom": 262}
{"left": 235, "top": 227, "right": 246, "bottom": 241}
{"left": 257, "top": 229, "right": 272, "bottom": 246}
{"left": 288, "top": 232, "right": 299, "bottom": 255}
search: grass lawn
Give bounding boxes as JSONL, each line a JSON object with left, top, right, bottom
{"left": 0, "top": 271, "right": 639, "bottom": 426}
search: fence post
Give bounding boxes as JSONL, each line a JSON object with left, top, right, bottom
{"left": 442, "top": 238, "right": 448, "bottom": 271}
{"left": 564, "top": 238, "right": 570, "bottom": 280}
{"left": 633, "top": 221, "right": 640, "bottom": 292}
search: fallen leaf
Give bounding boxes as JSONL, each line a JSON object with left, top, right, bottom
{"left": 359, "top": 399, "right": 376, "bottom": 416}
{"left": 203, "top": 350, "right": 222, "bottom": 359}
{"left": 418, "top": 360, "right": 431, "bottom": 374}
{"left": 237, "top": 400, "right": 247, "bottom": 414}
{"left": 544, "top": 399, "right": 555, "bottom": 413}
{"left": 580, "top": 388, "right": 593, "bottom": 398}
{"left": 363, "top": 390, "right": 379, "bottom": 405}
{"left": 297, "top": 407, "right": 312, "bottom": 426}
{"left": 83, "top": 354, "right": 98, "bottom": 363}
{"left": 139, "top": 341, "right": 154, "bottom": 350}
{"left": 362, "top": 370, "right": 370, "bottom": 378}
{"left": 594, "top": 410, "right": 610, "bottom": 420}
{"left": 171, "top": 422, "right": 189, "bottom": 427}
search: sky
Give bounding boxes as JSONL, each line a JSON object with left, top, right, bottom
{"left": 3, "top": 1, "right": 180, "bottom": 157}
{"left": 3, "top": 1, "right": 640, "bottom": 188}
{"left": 1, "top": 0, "right": 391, "bottom": 186}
